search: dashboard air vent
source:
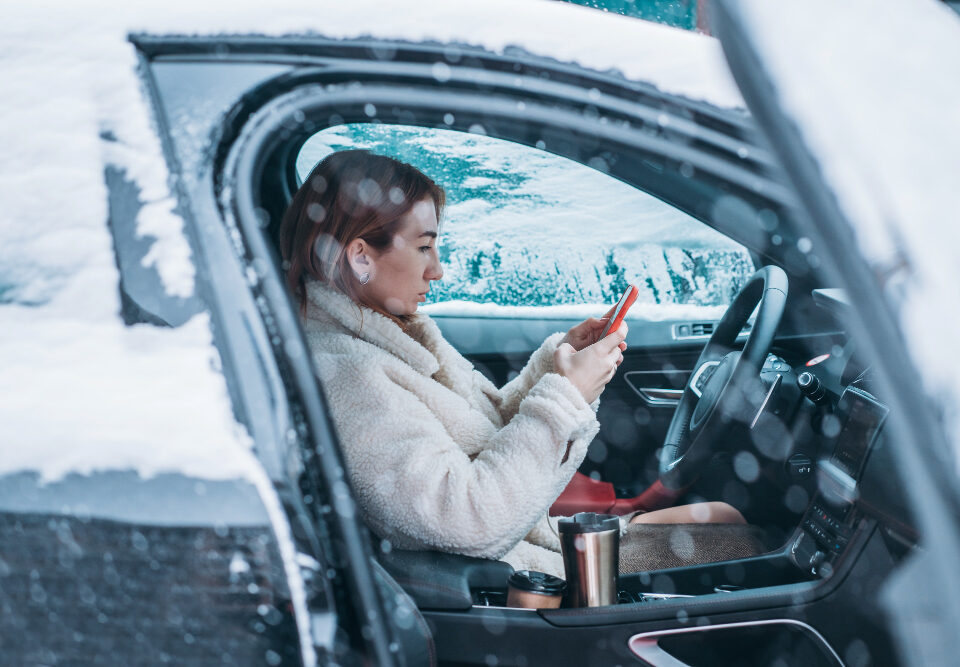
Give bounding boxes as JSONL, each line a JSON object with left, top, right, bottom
{"left": 674, "top": 321, "right": 753, "bottom": 340}
{"left": 691, "top": 322, "right": 714, "bottom": 336}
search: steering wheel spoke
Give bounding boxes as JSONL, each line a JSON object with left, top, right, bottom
{"left": 689, "top": 360, "right": 722, "bottom": 398}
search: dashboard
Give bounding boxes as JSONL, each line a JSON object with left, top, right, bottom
{"left": 770, "top": 289, "right": 914, "bottom": 577}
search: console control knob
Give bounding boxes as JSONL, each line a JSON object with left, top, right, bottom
{"left": 809, "top": 550, "right": 827, "bottom": 576}
{"left": 798, "top": 372, "right": 827, "bottom": 405}
{"left": 787, "top": 453, "right": 813, "bottom": 478}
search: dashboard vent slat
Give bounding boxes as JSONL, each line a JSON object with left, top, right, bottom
{"left": 674, "top": 321, "right": 752, "bottom": 341}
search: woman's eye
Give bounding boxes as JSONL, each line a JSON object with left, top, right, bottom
{"left": 419, "top": 245, "right": 432, "bottom": 253}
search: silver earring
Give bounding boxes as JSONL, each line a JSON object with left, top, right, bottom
{"left": 358, "top": 272, "right": 370, "bottom": 285}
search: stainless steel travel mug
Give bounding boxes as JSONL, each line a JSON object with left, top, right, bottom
{"left": 558, "top": 512, "right": 620, "bottom": 607}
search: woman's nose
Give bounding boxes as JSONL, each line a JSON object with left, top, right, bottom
{"left": 427, "top": 252, "right": 444, "bottom": 281}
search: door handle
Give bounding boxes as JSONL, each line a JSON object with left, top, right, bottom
{"left": 636, "top": 388, "right": 683, "bottom": 404}
{"left": 623, "top": 371, "right": 690, "bottom": 406}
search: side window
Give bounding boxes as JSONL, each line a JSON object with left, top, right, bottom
{"left": 296, "top": 124, "right": 755, "bottom": 320}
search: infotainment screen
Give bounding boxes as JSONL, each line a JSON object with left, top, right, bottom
{"left": 830, "top": 388, "right": 889, "bottom": 479}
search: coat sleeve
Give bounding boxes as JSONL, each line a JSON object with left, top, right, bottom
{"left": 480, "top": 332, "right": 602, "bottom": 424}
{"left": 483, "top": 332, "right": 565, "bottom": 424}
{"left": 324, "top": 359, "right": 600, "bottom": 561}
{"left": 523, "top": 512, "right": 563, "bottom": 551}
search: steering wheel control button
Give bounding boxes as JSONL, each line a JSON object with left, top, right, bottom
{"left": 689, "top": 360, "right": 721, "bottom": 398}
{"left": 787, "top": 454, "right": 813, "bottom": 478}
{"left": 798, "top": 371, "right": 828, "bottom": 404}
{"left": 690, "top": 355, "right": 736, "bottom": 431}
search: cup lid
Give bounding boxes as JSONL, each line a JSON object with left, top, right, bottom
{"left": 508, "top": 570, "right": 566, "bottom": 595}
{"left": 557, "top": 512, "right": 620, "bottom": 534}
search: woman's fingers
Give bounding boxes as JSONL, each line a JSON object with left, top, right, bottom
{"left": 557, "top": 327, "right": 628, "bottom": 402}
{"left": 565, "top": 318, "right": 612, "bottom": 350}
{"left": 607, "top": 345, "right": 623, "bottom": 367}
{"left": 598, "top": 324, "right": 627, "bottom": 352}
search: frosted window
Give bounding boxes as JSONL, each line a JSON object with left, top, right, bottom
{"left": 296, "top": 124, "right": 754, "bottom": 319}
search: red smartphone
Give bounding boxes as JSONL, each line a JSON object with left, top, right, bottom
{"left": 599, "top": 284, "right": 639, "bottom": 338}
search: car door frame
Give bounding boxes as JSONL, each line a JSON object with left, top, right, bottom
{"left": 134, "top": 36, "right": 410, "bottom": 666}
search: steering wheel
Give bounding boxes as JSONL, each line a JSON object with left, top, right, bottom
{"left": 658, "top": 265, "right": 789, "bottom": 491}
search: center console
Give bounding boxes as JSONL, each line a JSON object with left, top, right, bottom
{"left": 788, "top": 387, "right": 887, "bottom": 576}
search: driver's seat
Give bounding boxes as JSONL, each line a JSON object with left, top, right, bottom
{"left": 618, "top": 522, "right": 767, "bottom": 572}
{"left": 550, "top": 471, "right": 682, "bottom": 516}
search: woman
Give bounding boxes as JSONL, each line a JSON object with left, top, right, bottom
{"left": 281, "top": 150, "right": 754, "bottom": 576}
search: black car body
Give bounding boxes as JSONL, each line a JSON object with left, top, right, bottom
{"left": 3, "top": 1, "right": 958, "bottom": 665}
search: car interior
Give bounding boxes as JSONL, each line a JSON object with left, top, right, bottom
{"left": 140, "top": 36, "right": 921, "bottom": 666}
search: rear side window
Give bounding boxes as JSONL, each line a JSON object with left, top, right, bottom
{"left": 297, "top": 123, "right": 754, "bottom": 320}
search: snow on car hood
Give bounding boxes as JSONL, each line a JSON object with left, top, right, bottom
{"left": 0, "top": 0, "right": 739, "bottom": 481}
{"left": 728, "top": 0, "right": 960, "bottom": 465}
{"left": 0, "top": 309, "right": 261, "bottom": 483}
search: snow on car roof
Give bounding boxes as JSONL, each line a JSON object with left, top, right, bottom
{"left": 0, "top": 0, "right": 737, "bottom": 482}
{"left": 733, "top": 0, "right": 960, "bottom": 466}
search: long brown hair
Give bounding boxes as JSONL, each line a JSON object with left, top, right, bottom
{"left": 279, "top": 149, "right": 445, "bottom": 324}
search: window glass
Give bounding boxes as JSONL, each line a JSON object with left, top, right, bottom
{"left": 297, "top": 124, "right": 754, "bottom": 320}
{"left": 559, "top": 0, "right": 699, "bottom": 31}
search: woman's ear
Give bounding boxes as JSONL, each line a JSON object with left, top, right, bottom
{"left": 346, "top": 238, "right": 373, "bottom": 281}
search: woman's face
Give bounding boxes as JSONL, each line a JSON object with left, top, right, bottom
{"left": 362, "top": 198, "right": 444, "bottom": 316}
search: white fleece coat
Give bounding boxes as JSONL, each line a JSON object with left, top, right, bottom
{"left": 302, "top": 280, "right": 600, "bottom": 576}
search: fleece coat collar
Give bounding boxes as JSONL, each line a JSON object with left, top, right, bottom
{"left": 305, "top": 279, "right": 441, "bottom": 377}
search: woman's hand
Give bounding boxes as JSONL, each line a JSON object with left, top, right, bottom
{"left": 561, "top": 309, "right": 628, "bottom": 354}
{"left": 554, "top": 323, "right": 628, "bottom": 404}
